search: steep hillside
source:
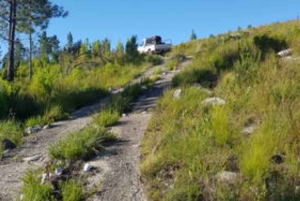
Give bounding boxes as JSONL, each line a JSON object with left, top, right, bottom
{"left": 140, "top": 20, "right": 300, "bottom": 201}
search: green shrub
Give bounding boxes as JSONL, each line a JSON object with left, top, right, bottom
{"left": 43, "top": 104, "right": 69, "bottom": 123}
{"left": 93, "top": 108, "right": 120, "bottom": 127}
{"left": 24, "top": 116, "right": 45, "bottom": 128}
{"left": 0, "top": 80, "right": 11, "bottom": 119}
{"left": 61, "top": 180, "right": 84, "bottom": 201}
{"left": 253, "top": 34, "right": 288, "bottom": 58}
{"left": 172, "top": 67, "right": 217, "bottom": 88}
{"left": 145, "top": 55, "right": 163, "bottom": 65}
{"left": 49, "top": 127, "right": 116, "bottom": 161}
{"left": 20, "top": 170, "right": 54, "bottom": 201}
{"left": 0, "top": 120, "right": 23, "bottom": 146}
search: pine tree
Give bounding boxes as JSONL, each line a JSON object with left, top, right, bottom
{"left": 190, "top": 30, "right": 197, "bottom": 41}
{"left": 66, "top": 32, "right": 73, "bottom": 53}
{"left": 0, "top": 0, "right": 68, "bottom": 81}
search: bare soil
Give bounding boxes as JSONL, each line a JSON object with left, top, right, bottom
{"left": 0, "top": 58, "right": 191, "bottom": 201}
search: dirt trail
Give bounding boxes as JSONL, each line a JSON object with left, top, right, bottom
{"left": 87, "top": 59, "right": 191, "bottom": 201}
{"left": 0, "top": 58, "right": 191, "bottom": 201}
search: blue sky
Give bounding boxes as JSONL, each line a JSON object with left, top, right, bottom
{"left": 1, "top": 0, "right": 300, "bottom": 52}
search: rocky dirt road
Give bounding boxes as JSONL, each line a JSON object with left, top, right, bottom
{"left": 0, "top": 58, "right": 191, "bottom": 201}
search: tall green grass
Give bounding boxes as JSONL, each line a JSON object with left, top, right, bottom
{"left": 49, "top": 127, "right": 115, "bottom": 161}
{"left": 141, "top": 20, "right": 300, "bottom": 200}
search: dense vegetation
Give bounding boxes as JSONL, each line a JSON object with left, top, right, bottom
{"left": 140, "top": 20, "right": 300, "bottom": 201}
{"left": 0, "top": 28, "right": 161, "bottom": 156}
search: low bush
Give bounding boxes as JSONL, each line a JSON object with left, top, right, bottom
{"left": 172, "top": 67, "right": 217, "bottom": 88}
{"left": 93, "top": 108, "right": 120, "bottom": 127}
{"left": 20, "top": 170, "right": 54, "bottom": 201}
{"left": 0, "top": 120, "right": 23, "bottom": 146}
{"left": 49, "top": 127, "right": 115, "bottom": 161}
{"left": 61, "top": 179, "right": 84, "bottom": 201}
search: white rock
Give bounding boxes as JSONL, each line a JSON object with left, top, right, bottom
{"left": 217, "top": 171, "right": 238, "bottom": 183}
{"left": 41, "top": 173, "right": 48, "bottom": 184}
{"left": 83, "top": 163, "right": 93, "bottom": 172}
{"left": 202, "top": 97, "right": 225, "bottom": 106}
{"left": 25, "top": 125, "right": 42, "bottom": 134}
{"left": 295, "top": 186, "right": 300, "bottom": 194}
{"left": 277, "top": 48, "right": 292, "bottom": 57}
{"left": 122, "top": 113, "right": 127, "bottom": 117}
{"left": 22, "top": 154, "right": 43, "bottom": 162}
{"left": 141, "top": 85, "right": 148, "bottom": 90}
{"left": 242, "top": 125, "right": 255, "bottom": 135}
{"left": 55, "top": 167, "right": 63, "bottom": 175}
{"left": 43, "top": 125, "right": 50, "bottom": 130}
{"left": 173, "top": 89, "right": 182, "bottom": 99}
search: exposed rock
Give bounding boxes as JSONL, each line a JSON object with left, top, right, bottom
{"left": 202, "top": 97, "right": 225, "bottom": 106}
{"left": 217, "top": 171, "right": 239, "bottom": 183}
{"left": 141, "top": 85, "right": 148, "bottom": 90}
{"left": 22, "top": 154, "right": 43, "bottom": 162}
{"left": 277, "top": 48, "right": 292, "bottom": 57}
{"left": 43, "top": 124, "right": 50, "bottom": 130}
{"left": 25, "top": 125, "right": 42, "bottom": 134}
{"left": 41, "top": 173, "right": 48, "bottom": 184}
{"left": 242, "top": 125, "right": 255, "bottom": 135}
{"left": 122, "top": 113, "right": 127, "bottom": 117}
{"left": 83, "top": 163, "right": 93, "bottom": 172}
{"left": 1, "top": 138, "right": 16, "bottom": 150}
{"left": 55, "top": 167, "right": 63, "bottom": 175}
{"left": 173, "top": 89, "right": 182, "bottom": 99}
{"left": 295, "top": 186, "right": 300, "bottom": 194}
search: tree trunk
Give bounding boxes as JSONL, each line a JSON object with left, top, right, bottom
{"left": 7, "top": 0, "right": 17, "bottom": 82}
{"left": 28, "top": 0, "right": 32, "bottom": 80}
{"left": 28, "top": 32, "right": 32, "bottom": 79}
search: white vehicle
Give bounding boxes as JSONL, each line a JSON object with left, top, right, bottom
{"left": 137, "top": 36, "right": 172, "bottom": 54}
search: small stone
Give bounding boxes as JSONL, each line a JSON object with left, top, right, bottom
{"left": 25, "top": 125, "right": 42, "bottom": 134}
{"left": 242, "top": 125, "right": 255, "bottom": 135}
{"left": 217, "top": 171, "right": 239, "bottom": 183}
{"left": 122, "top": 113, "right": 127, "bottom": 117}
{"left": 141, "top": 85, "right": 148, "bottom": 90}
{"left": 55, "top": 167, "right": 63, "bottom": 175}
{"left": 41, "top": 173, "right": 48, "bottom": 184}
{"left": 83, "top": 163, "right": 93, "bottom": 172}
{"left": 43, "top": 125, "right": 50, "bottom": 130}
{"left": 277, "top": 48, "right": 292, "bottom": 57}
{"left": 295, "top": 186, "right": 300, "bottom": 194}
{"left": 23, "top": 154, "right": 43, "bottom": 162}
{"left": 173, "top": 89, "right": 182, "bottom": 99}
{"left": 202, "top": 97, "right": 225, "bottom": 106}
{"left": 1, "top": 138, "right": 16, "bottom": 150}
